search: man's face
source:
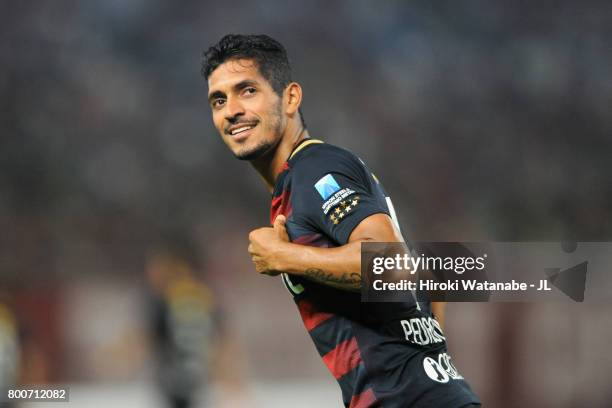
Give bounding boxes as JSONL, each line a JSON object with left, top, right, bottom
{"left": 207, "top": 58, "right": 285, "bottom": 161}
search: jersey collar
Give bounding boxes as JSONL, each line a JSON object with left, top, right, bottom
{"left": 288, "top": 138, "right": 324, "bottom": 161}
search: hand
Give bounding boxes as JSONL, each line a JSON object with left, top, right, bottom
{"left": 248, "top": 215, "right": 290, "bottom": 276}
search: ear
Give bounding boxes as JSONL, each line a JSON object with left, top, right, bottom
{"left": 284, "top": 82, "right": 302, "bottom": 117}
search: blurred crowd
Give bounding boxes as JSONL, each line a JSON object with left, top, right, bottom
{"left": 1, "top": 1, "right": 611, "bottom": 407}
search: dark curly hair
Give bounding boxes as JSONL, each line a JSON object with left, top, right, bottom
{"left": 202, "top": 34, "right": 306, "bottom": 127}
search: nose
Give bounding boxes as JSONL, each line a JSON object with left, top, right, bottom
{"left": 224, "top": 96, "right": 245, "bottom": 122}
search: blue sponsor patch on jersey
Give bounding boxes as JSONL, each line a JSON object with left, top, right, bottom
{"left": 314, "top": 174, "right": 341, "bottom": 200}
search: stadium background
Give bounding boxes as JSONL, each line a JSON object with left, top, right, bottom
{"left": 1, "top": 1, "right": 611, "bottom": 407}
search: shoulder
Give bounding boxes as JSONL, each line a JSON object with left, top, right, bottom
{"left": 292, "top": 141, "right": 361, "bottom": 165}
{"left": 290, "top": 142, "right": 367, "bottom": 184}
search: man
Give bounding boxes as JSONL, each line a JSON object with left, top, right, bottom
{"left": 146, "top": 243, "right": 217, "bottom": 408}
{"left": 202, "top": 34, "right": 481, "bottom": 407}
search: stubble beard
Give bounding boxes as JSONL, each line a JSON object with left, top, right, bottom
{"left": 234, "top": 101, "right": 284, "bottom": 161}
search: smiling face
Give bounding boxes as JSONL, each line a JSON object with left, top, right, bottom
{"left": 207, "top": 58, "right": 286, "bottom": 161}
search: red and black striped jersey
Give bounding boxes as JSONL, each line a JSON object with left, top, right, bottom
{"left": 270, "top": 139, "right": 481, "bottom": 408}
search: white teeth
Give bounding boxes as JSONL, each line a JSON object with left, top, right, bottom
{"left": 230, "top": 125, "right": 254, "bottom": 135}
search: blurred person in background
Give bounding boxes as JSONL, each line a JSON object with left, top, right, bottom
{"left": 202, "top": 34, "right": 480, "bottom": 408}
{"left": 0, "top": 295, "right": 20, "bottom": 407}
{"left": 146, "top": 240, "right": 219, "bottom": 408}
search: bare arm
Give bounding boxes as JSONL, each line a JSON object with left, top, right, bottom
{"left": 248, "top": 213, "right": 402, "bottom": 291}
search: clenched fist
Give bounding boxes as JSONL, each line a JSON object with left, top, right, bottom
{"left": 248, "top": 215, "right": 290, "bottom": 276}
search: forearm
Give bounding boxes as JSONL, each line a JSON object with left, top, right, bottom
{"left": 250, "top": 213, "right": 402, "bottom": 292}
{"left": 277, "top": 241, "right": 363, "bottom": 292}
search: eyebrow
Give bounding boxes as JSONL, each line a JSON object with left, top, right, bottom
{"left": 208, "top": 79, "right": 260, "bottom": 103}
{"left": 208, "top": 90, "right": 225, "bottom": 104}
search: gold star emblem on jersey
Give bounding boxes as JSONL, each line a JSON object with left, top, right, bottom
{"left": 328, "top": 195, "right": 360, "bottom": 225}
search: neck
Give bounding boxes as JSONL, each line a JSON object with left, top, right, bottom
{"left": 252, "top": 122, "right": 309, "bottom": 193}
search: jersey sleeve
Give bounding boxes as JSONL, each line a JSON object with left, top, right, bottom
{"left": 291, "top": 148, "right": 391, "bottom": 245}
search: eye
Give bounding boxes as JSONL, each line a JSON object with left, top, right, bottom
{"left": 243, "top": 87, "right": 257, "bottom": 96}
{"left": 211, "top": 98, "right": 226, "bottom": 109}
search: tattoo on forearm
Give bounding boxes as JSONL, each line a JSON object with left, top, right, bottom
{"left": 303, "top": 268, "right": 362, "bottom": 290}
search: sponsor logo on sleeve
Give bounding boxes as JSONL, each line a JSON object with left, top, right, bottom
{"left": 314, "top": 175, "right": 361, "bottom": 225}
{"left": 314, "top": 174, "right": 341, "bottom": 200}
{"left": 321, "top": 188, "right": 357, "bottom": 214}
